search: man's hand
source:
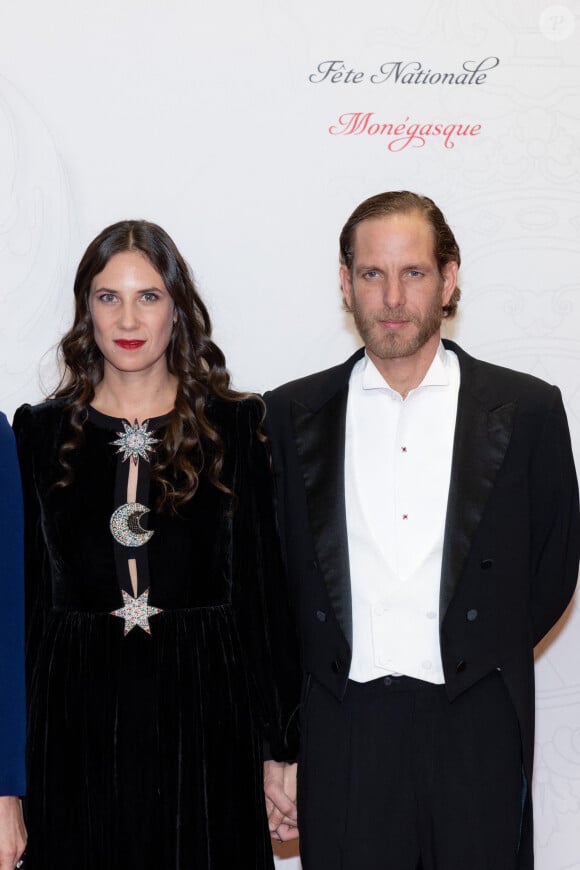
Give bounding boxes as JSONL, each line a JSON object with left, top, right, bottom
{"left": 264, "top": 760, "right": 299, "bottom": 842}
{"left": 0, "top": 796, "right": 26, "bottom": 869}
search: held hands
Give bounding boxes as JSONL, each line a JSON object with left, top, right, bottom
{"left": 264, "top": 760, "right": 299, "bottom": 842}
{"left": 0, "top": 797, "right": 26, "bottom": 869}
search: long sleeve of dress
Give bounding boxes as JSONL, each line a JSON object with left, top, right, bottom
{"left": 12, "top": 405, "right": 52, "bottom": 675}
{"left": 0, "top": 411, "right": 26, "bottom": 796}
{"left": 231, "top": 400, "right": 300, "bottom": 762}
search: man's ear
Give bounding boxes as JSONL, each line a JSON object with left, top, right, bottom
{"left": 340, "top": 264, "right": 354, "bottom": 311}
{"left": 441, "top": 260, "right": 459, "bottom": 307}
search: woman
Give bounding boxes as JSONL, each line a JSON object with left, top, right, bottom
{"left": 0, "top": 412, "right": 27, "bottom": 870}
{"left": 14, "top": 221, "right": 299, "bottom": 868}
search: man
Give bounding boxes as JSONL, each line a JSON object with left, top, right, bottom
{"left": 263, "top": 191, "right": 579, "bottom": 869}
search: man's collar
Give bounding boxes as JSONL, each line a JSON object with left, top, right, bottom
{"left": 362, "top": 341, "right": 451, "bottom": 392}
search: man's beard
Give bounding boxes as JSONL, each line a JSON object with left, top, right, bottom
{"left": 351, "top": 296, "right": 444, "bottom": 360}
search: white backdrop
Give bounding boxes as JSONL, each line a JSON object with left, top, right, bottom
{"left": 1, "top": 2, "right": 579, "bottom": 867}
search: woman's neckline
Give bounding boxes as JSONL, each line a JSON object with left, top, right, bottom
{"left": 87, "top": 405, "right": 172, "bottom": 430}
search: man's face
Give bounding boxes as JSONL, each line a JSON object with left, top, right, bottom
{"left": 340, "top": 211, "right": 458, "bottom": 364}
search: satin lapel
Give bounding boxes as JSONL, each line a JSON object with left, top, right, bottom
{"left": 291, "top": 385, "right": 352, "bottom": 649}
{"left": 440, "top": 382, "right": 516, "bottom": 623}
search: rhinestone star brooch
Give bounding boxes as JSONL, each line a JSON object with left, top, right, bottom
{"left": 110, "top": 589, "right": 163, "bottom": 635}
{"left": 110, "top": 419, "right": 159, "bottom": 464}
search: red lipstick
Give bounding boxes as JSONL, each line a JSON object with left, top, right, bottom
{"left": 114, "top": 340, "right": 146, "bottom": 350}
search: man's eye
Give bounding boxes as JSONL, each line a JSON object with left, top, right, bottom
{"left": 407, "top": 270, "right": 423, "bottom": 278}
{"left": 363, "top": 270, "right": 380, "bottom": 279}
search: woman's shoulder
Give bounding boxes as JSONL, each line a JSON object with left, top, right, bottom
{"left": 206, "top": 393, "right": 264, "bottom": 428}
{"left": 13, "top": 398, "right": 71, "bottom": 438}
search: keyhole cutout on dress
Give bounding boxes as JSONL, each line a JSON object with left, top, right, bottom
{"left": 127, "top": 457, "right": 139, "bottom": 597}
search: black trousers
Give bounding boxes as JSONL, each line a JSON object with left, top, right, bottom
{"left": 297, "top": 671, "right": 524, "bottom": 870}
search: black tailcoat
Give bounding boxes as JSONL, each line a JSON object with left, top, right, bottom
{"left": 264, "top": 340, "right": 580, "bottom": 868}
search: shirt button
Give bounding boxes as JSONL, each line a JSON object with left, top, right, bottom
{"left": 383, "top": 676, "right": 393, "bottom": 686}
{"left": 426, "top": 611, "right": 437, "bottom": 620}
{"left": 422, "top": 660, "right": 432, "bottom": 670}
{"left": 466, "top": 609, "right": 478, "bottom": 622}
{"left": 315, "top": 610, "right": 327, "bottom": 622}
{"left": 480, "top": 559, "right": 493, "bottom": 570}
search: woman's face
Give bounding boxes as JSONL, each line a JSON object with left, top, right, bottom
{"left": 89, "top": 250, "right": 176, "bottom": 378}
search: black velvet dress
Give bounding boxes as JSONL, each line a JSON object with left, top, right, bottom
{"left": 13, "top": 397, "right": 299, "bottom": 869}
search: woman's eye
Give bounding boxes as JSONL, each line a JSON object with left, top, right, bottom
{"left": 142, "top": 292, "right": 159, "bottom": 303}
{"left": 98, "top": 293, "right": 117, "bottom": 303}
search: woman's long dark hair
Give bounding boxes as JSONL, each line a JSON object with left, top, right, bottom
{"left": 53, "top": 219, "right": 247, "bottom": 511}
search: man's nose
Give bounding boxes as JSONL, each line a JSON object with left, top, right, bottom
{"left": 382, "top": 277, "right": 405, "bottom": 309}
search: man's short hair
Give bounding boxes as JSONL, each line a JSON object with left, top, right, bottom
{"left": 339, "top": 191, "right": 461, "bottom": 318}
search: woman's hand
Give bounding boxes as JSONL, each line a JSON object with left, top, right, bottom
{"left": 264, "top": 761, "right": 299, "bottom": 841}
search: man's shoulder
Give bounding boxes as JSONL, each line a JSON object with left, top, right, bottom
{"left": 447, "top": 340, "right": 561, "bottom": 405}
{"left": 265, "top": 348, "right": 364, "bottom": 410}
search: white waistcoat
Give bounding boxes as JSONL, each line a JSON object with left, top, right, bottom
{"left": 345, "top": 345, "right": 459, "bottom": 684}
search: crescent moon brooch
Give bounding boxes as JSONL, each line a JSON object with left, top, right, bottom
{"left": 110, "top": 502, "right": 154, "bottom": 547}
{"left": 110, "top": 419, "right": 159, "bottom": 465}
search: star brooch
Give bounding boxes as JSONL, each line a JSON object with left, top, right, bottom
{"left": 110, "top": 419, "right": 159, "bottom": 464}
{"left": 110, "top": 589, "right": 163, "bottom": 635}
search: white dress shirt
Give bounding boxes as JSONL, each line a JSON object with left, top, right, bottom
{"left": 345, "top": 342, "right": 460, "bottom": 683}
